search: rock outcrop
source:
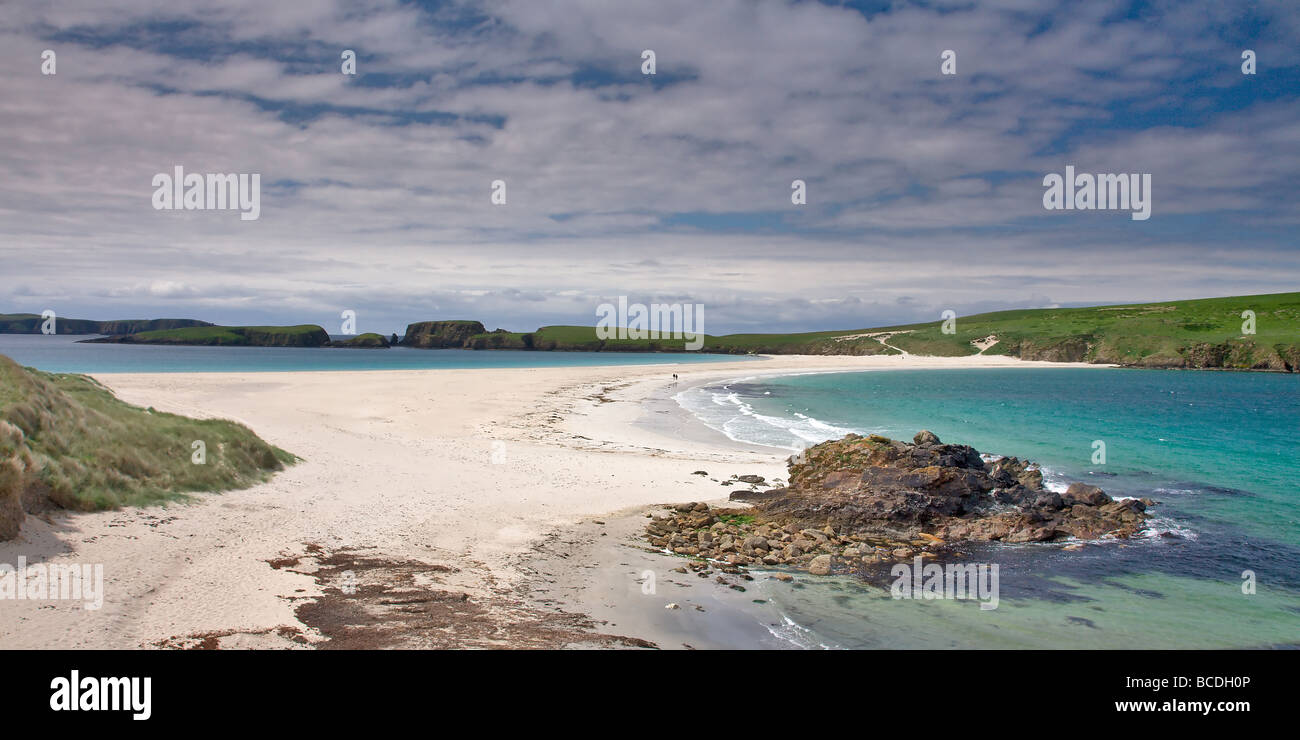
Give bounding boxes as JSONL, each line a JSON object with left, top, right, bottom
{"left": 735, "top": 431, "right": 1148, "bottom": 543}
{"left": 644, "top": 432, "right": 1153, "bottom": 578}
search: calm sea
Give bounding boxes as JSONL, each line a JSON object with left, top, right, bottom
{"left": 676, "top": 367, "right": 1300, "bottom": 648}
{"left": 0, "top": 334, "right": 750, "bottom": 373}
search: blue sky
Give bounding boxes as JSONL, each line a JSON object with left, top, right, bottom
{"left": 1, "top": 0, "right": 1297, "bottom": 335}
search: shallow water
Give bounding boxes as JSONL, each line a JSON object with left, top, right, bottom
{"left": 676, "top": 367, "right": 1300, "bottom": 648}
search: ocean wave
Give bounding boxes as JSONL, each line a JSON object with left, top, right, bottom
{"left": 764, "top": 614, "right": 841, "bottom": 650}
{"left": 675, "top": 381, "right": 860, "bottom": 450}
{"left": 1138, "top": 517, "right": 1199, "bottom": 541}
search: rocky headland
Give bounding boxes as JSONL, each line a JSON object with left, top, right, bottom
{"left": 645, "top": 431, "right": 1152, "bottom": 577}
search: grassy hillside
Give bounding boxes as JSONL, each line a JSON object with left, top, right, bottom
{"left": 0, "top": 354, "right": 295, "bottom": 539}
{"left": 0, "top": 314, "right": 211, "bottom": 335}
{"left": 402, "top": 292, "right": 1299, "bottom": 370}
{"left": 877, "top": 292, "right": 1300, "bottom": 370}
{"left": 84, "top": 324, "right": 331, "bottom": 347}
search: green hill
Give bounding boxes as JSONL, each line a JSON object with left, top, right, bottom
{"left": 83, "top": 324, "right": 331, "bottom": 348}
{"left": 0, "top": 314, "right": 211, "bottom": 335}
{"left": 0, "top": 355, "right": 295, "bottom": 539}
{"left": 402, "top": 292, "right": 1299, "bottom": 371}
{"left": 876, "top": 292, "right": 1300, "bottom": 371}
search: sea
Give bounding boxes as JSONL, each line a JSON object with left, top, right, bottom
{"left": 0, "top": 333, "right": 747, "bottom": 373}
{"left": 675, "top": 367, "right": 1300, "bottom": 648}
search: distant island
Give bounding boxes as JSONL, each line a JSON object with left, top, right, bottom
{"left": 84, "top": 324, "right": 334, "bottom": 348}
{"left": 0, "top": 314, "right": 212, "bottom": 335}
{"left": 4, "top": 292, "right": 1296, "bottom": 371}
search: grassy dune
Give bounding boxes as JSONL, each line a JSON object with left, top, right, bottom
{"left": 0, "top": 355, "right": 295, "bottom": 539}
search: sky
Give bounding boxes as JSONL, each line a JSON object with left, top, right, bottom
{"left": 1, "top": 0, "right": 1297, "bottom": 336}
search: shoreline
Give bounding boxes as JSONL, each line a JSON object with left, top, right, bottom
{"left": 0, "top": 354, "right": 1113, "bottom": 649}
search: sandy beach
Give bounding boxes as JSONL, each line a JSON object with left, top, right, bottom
{"left": 0, "top": 353, "right": 1105, "bottom": 649}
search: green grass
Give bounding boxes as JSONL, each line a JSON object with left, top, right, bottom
{"left": 0, "top": 354, "right": 295, "bottom": 538}
{"left": 717, "top": 513, "right": 756, "bottom": 526}
{"left": 873, "top": 292, "right": 1300, "bottom": 369}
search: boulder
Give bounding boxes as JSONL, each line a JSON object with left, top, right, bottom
{"left": 913, "top": 430, "right": 941, "bottom": 446}
{"left": 1063, "top": 483, "right": 1111, "bottom": 507}
{"left": 808, "top": 555, "right": 833, "bottom": 575}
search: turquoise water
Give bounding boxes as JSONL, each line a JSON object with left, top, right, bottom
{"left": 677, "top": 368, "right": 1300, "bottom": 648}
{"left": 0, "top": 334, "right": 750, "bottom": 373}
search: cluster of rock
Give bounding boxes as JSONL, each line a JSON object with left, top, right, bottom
{"left": 645, "top": 501, "right": 939, "bottom": 576}
{"left": 646, "top": 431, "right": 1153, "bottom": 576}
{"left": 750, "top": 431, "right": 1149, "bottom": 543}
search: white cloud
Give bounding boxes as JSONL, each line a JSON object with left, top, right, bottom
{"left": 0, "top": 0, "right": 1295, "bottom": 333}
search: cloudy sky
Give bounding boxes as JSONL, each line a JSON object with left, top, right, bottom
{"left": 1, "top": 0, "right": 1297, "bottom": 336}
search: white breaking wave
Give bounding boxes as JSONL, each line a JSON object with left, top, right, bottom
{"left": 675, "top": 380, "right": 860, "bottom": 450}
{"left": 1041, "top": 468, "right": 1071, "bottom": 494}
{"left": 1138, "top": 517, "right": 1199, "bottom": 540}
{"left": 764, "top": 613, "right": 841, "bottom": 650}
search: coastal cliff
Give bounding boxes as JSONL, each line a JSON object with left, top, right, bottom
{"left": 400, "top": 320, "right": 489, "bottom": 348}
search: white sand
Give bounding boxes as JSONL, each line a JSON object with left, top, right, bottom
{"left": 0, "top": 353, "right": 1105, "bottom": 648}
